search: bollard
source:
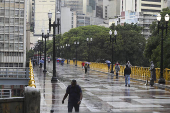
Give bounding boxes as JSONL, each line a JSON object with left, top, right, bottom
{"left": 24, "top": 86, "right": 40, "bottom": 113}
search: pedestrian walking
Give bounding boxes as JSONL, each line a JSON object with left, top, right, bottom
{"left": 82, "top": 62, "right": 85, "bottom": 69}
{"left": 124, "top": 64, "right": 131, "bottom": 87}
{"left": 107, "top": 63, "right": 111, "bottom": 72}
{"left": 115, "top": 63, "right": 120, "bottom": 78}
{"left": 85, "top": 64, "right": 87, "bottom": 74}
{"left": 62, "top": 80, "right": 83, "bottom": 112}
{"left": 61, "top": 60, "right": 64, "bottom": 66}
{"left": 127, "top": 61, "right": 132, "bottom": 68}
{"left": 87, "top": 64, "right": 90, "bottom": 75}
{"left": 149, "top": 61, "right": 156, "bottom": 86}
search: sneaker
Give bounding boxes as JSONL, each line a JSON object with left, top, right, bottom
{"left": 128, "top": 85, "right": 130, "bottom": 87}
{"left": 125, "top": 85, "right": 127, "bottom": 87}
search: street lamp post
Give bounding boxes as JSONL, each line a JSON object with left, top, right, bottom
{"left": 37, "top": 43, "right": 40, "bottom": 66}
{"left": 42, "top": 29, "right": 49, "bottom": 72}
{"left": 48, "top": 11, "right": 60, "bottom": 82}
{"left": 109, "top": 30, "right": 117, "bottom": 73}
{"left": 38, "top": 38, "right": 42, "bottom": 62}
{"left": 66, "top": 44, "right": 70, "bottom": 64}
{"left": 41, "top": 29, "right": 44, "bottom": 59}
{"left": 157, "top": 14, "right": 169, "bottom": 84}
{"left": 87, "top": 38, "right": 92, "bottom": 62}
{"left": 74, "top": 41, "right": 79, "bottom": 66}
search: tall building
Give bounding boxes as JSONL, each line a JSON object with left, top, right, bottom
{"left": 34, "top": 0, "right": 55, "bottom": 36}
{"left": 96, "top": 0, "right": 103, "bottom": 18}
{"left": 0, "top": 0, "right": 27, "bottom": 67}
{"left": 83, "top": 0, "right": 96, "bottom": 16}
{"left": 103, "top": 0, "right": 120, "bottom": 20}
{"left": 61, "top": 7, "right": 76, "bottom": 34}
{"left": 120, "top": 0, "right": 167, "bottom": 38}
{"left": 168, "top": 0, "right": 170, "bottom": 7}
{"left": 76, "top": 14, "right": 91, "bottom": 27}
{"left": 62, "top": 0, "right": 83, "bottom": 14}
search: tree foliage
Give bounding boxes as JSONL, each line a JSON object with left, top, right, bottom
{"left": 144, "top": 8, "right": 170, "bottom": 68}
{"left": 45, "top": 24, "right": 146, "bottom": 66}
{"left": 26, "top": 49, "right": 34, "bottom": 61}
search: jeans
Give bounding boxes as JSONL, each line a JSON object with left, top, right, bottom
{"left": 125, "top": 75, "right": 130, "bottom": 85}
{"left": 68, "top": 102, "right": 79, "bottom": 112}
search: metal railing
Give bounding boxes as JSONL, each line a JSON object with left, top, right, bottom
{"left": 0, "top": 89, "right": 11, "bottom": 98}
{"left": 0, "top": 67, "right": 30, "bottom": 85}
{"left": 69, "top": 60, "right": 170, "bottom": 81}
{"left": 0, "top": 67, "right": 29, "bottom": 78}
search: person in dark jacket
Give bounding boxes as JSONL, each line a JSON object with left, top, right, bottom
{"left": 124, "top": 65, "right": 131, "bottom": 87}
{"left": 149, "top": 61, "right": 156, "bottom": 86}
{"left": 84, "top": 64, "right": 88, "bottom": 74}
{"left": 62, "top": 80, "right": 83, "bottom": 112}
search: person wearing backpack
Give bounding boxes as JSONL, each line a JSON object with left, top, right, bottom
{"left": 62, "top": 80, "right": 83, "bottom": 112}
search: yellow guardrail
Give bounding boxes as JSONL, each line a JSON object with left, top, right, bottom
{"left": 28, "top": 59, "right": 36, "bottom": 88}
{"left": 67, "top": 60, "right": 170, "bottom": 81}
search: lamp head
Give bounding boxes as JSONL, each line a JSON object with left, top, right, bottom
{"left": 165, "top": 14, "right": 169, "bottom": 22}
{"left": 87, "top": 38, "right": 89, "bottom": 41}
{"left": 114, "top": 30, "right": 117, "bottom": 35}
{"left": 47, "top": 29, "right": 49, "bottom": 33}
{"left": 90, "top": 38, "right": 92, "bottom": 41}
{"left": 48, "top": 11, "right": 52, "bottom": 19}
{"left": 77, "top": 41, "right": 79, "bottom": 44}
{"left": 66, "top": 44, "right": 67, "bottom": 46}
{"left": 41, "top": 29, "right": 44, "bottom": 33}
{"left": 157, "top": 14, "right": 161, "bottom": 21}
{"left": 109, "top": 30, "right": 112, "bottom": 35}
{"left": 68, "top": 44, "right": 70, "bottom": 46}
{"left": 56, "top": 11, "right": 61, "bottom": 19}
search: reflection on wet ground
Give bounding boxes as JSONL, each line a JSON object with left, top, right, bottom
{"left": 33, "top": 63, "right": 170, "bottom": 113}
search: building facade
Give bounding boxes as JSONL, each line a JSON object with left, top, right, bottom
{"left": 77, "top": 14, "right": 91, "bottom": 27}
{"left": 103, "top": 0, "right": 120, "bottom": 20}
{"left": 62, "top": 0, "right": 83, "bottom": 14}
{"left": 0, "top": 0, "right": 27, "bottom": 67}
{"left": 119, "top": 0, "right": 167, "bottom": 38}
{"left": 61, "top": 7, "right": 76, "bottom": 34}
{"left": 34, "top": 0, "right": 55, "bottom": 36}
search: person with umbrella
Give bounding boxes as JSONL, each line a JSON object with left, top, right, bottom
{"left": 105, "top": 60, "right": 111, "bottom": 72}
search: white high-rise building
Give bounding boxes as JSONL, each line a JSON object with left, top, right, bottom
{"left": 120, "top": 0, "right": 168, "bottom": 38}
{"left": 103, "top": 0, "right": 120, "bottom": 20}
{"left": 62, "top": 0, "right": 83, "bottom": 14}
{"left": 61, "top": 7, "right": 76, "bottom": 34}
{"left": 0, "top": 0, "right": 27, "bottom": 67}
{"left": 34, "top": 0, "right": 55, "bottom": 36}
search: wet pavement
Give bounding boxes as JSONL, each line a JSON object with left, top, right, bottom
{"left": 33, "top": 62, "right": 170, "bottom": 113}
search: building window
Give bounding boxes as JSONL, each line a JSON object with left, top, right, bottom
{"left": 0, "top": 17, "right": 4, "bottom": 24}
{"left": 14, "top": 63, "right": 18, "bottom": 67}
{"left": 9, "top": 63, "right": 13, "bottom": 67}
{"left": 141, "top": 9, "right": 161, "bottom": 12}
{"left": 19, "top": 63, "right": 23, "bottom": 67}
{"left": 142, "top": 0, "right": 161, "bottom": 2}
{"left": 141, "top": 4, "right": 161, "bottom": 7}
{"left": 5, "top": 63, "right": 8, "bottom": 67}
